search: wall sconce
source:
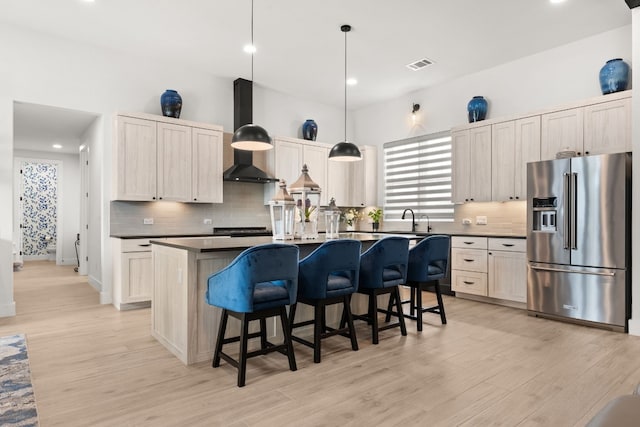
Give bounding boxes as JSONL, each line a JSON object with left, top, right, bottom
{"left": 411, "top": 103, "right": 420, "bottom": 124}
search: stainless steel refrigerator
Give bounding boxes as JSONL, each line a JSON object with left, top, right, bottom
{"left": 527, "top": 152, "right": 631, "bottom": 332}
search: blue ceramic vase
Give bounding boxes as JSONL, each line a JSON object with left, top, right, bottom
{"left": 302, "top": 119, "right": 318, "bottom": 141}
{"left": 160, "top": 89, "right": 182, "bottom": 118}
{"left": 599, "top": 59, "right": 629, "bottom": 95}
{"left": 467, "top": 96, "right": 488, "bottom": 123}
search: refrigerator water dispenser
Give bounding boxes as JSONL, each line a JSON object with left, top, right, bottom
{"left": 532, "top": 197, "right": 557, "bottom": 232}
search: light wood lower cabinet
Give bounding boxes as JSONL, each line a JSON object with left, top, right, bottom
{"left": 112, "top": 238, "right": 155, "bottom": 310}
{"left": 452, "top": 236, "right": 527, "bottom": 305}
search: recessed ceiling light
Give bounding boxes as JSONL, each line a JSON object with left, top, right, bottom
{"left": 82, "top": 0, "right": 95, "bottom": 3}
{"left": 550, "top": 0, "right": 566, "bottom": 4}
{"left": 52, "top": 144, "right": 63, "bottom": 149}
{"left": 243, "top": 44, "right": 256, "bottom": 54}
{"left": 346, "top": 78, "right": 358, "bottom": 86}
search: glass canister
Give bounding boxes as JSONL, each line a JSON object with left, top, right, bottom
{"left": 325, "top": 198, "right": 341, "bottom": 239}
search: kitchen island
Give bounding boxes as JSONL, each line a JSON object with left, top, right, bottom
{"left": 150, "top": 233, "right": 415, "bottom": 365}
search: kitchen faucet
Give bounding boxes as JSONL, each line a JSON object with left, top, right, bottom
{"left": 401, "top": 209, "right": 417, "bottom": 232}
{"left": 421, "top": 214, "right": 433, "bottom": 233}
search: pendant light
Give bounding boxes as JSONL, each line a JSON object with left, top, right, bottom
{"left": 231, "top": 0, "right": 273, "bottom": 151}
{"left": 329, "top": 24, "right": 362, "bottom": 162}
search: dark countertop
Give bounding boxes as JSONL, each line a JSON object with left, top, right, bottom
{"left": 111, "top": 233, "right": 219, "bottom": 239}
{"left": 371, "top": 230, "right": 526, "bottom": 239}
{"left": 151, "top": 232, "right": 419, "bottom": 253}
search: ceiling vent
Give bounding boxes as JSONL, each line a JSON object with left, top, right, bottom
{"left": 406, "top": 57, "right": 434, "bottom": 71}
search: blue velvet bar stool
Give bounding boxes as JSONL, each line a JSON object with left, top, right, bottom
{"left": 387, "top": 235, "right": 450, "bottom": 331}
{"left": 206, "top": 243, "right": 299, "bottom": 387}
{"left": 353, "top": 236, "right": 409, "bottom": 344}
{"left": 289, "top": 239, "right": 362, "bottom": 363}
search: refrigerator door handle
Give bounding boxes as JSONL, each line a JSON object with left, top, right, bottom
{"left": 570, "top": 172, "right": 578, "bottom": 250}
{"left": 530, "top": 265, "right": 615, "bottom": 277}
{"left": 563, "top": 172, "right": 571, "bottom": 249}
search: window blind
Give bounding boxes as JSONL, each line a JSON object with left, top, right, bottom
{"left": 383, "top": 131, "right": 454, "bottom": 222}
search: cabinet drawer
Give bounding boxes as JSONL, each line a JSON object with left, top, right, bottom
{"left": 452, "top": 236, "right": 488, "bottom": 249}
{"left": 452, "top": 270, "right": 487, "bottom": 296}
{"left": 488, "top": 238, "right": 526, "bottom": 253}
{"left": 121, "top": 238, "right": 153, "bottom": 252}
{"left": 452, "top": 248, "right": 487, "bottom": 273}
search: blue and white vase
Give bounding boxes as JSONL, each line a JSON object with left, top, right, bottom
{"left": 467, "top": 96, "right": 488, "bottom": 123}
{"left": 599, "top": 59, "right": 630, "bottom": 95}
{"left": 160, "top": 89, "right": 182, "bottom": 118}
{"left": 302, "top": 119, "right": 318, "bottom": 141}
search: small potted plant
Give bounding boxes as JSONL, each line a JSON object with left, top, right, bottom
{"left": 342, "top": 208, "right": 361, "bottom": 231}
{"left": 368, "top": 208, "right": 382, "bottom": 232}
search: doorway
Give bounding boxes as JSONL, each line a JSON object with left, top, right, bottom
{"left": 14, "top": 158, "right": 63, "bottom": 264}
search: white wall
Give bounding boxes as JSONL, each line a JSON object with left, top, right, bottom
{"left": 0, "top": 23, "right": 345, "bottom": 312}
{"left": 0, "top": 98, "right": 15, "bottom": 316}
{"left": 353, "top": 25, "right": 632, "bottom": 204}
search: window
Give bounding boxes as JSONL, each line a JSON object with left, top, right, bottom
{"left": 383, "top": 131, "right": 454, "bottom": 223}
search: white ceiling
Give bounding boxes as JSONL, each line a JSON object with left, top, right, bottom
{"left": 5, "top": 0, "right": 632, "bottom": 152}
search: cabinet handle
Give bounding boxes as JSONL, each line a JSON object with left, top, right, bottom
{"left": 463, "top": 242, "right": 474, "bottom": 245}
{"left": 193, "top": 198, "right": 197, "bottom": 201}
{"left": 139, "top": 244, "right": 151, "bottom": 247}
{"left": 509, "top": 196, "right": 513, "bottom": 200}
{"left": 516, "top": 196, "right": 520, "bottom": 200}
{"left": 501, "top": 243, "right": 514, "bottom": 247}
{"left": 577, "top": 152, "right": 581, "bottom": 156}
{"left": 470, "top": 198, "right": 474, "bottom": 201}
{"left": 152, "top": 197, "right": 156, "bottom": 200}
{"left": 465, "top": 198, "right": 469, "bottom": 202}
{"left": 463, "top": 281, "right": 475, "bottom": 285}
{"left": 585, "top": 151, "right": 590, "bottom": 155}
{"left": 159, "top": 197, "right": 163, "bottom": 200}
{"left": 463, "top": 258, "right": 474, "bottom": 262}
{"left": 488, "top": 252, "right": 492, "bottom": 255}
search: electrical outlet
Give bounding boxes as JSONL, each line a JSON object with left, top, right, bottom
{"left": 203, "top": 218, "right": 212, "bottom": 225}
{"left": 143, "top": 218, "right": 154, "bottom": 225}
{"left": 476, "top": 216, "right": 487, "bottom": 225}
{"left": 462, "top": 218, "right": 472, "bottom": 225}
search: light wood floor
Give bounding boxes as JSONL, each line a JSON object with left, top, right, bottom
{"left": 2, "top": 261, "right": 640, "bottom": 426}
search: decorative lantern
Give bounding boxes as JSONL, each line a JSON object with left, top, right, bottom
{"left": 269, "top": 180, "right": 296, "bottom": 240}
{"left": 289, "top": 164, "right": 321, "bottom": 239}
{"left": 325, "top": 197, "right": 341, "bottom": 239}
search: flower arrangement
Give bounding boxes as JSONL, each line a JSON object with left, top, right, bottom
{"left": 343, "top": 208, "right": 361, "bottom": 227}
{"left": 368, "top": 208, "right": 382, "bottom": 223}
{"left": 297, "top": 198, "right": 316, "bottom": 222}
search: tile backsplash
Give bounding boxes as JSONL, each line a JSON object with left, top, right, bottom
{"left": 110, "top": 182, "right": 272, "bottom": 236}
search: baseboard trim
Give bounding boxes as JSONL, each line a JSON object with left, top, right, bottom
{"left": 0, "top": 302, "right": 16, "bottom": 317}
{"left": 88, "top": 275, "right": 102, "bottom": 292}
{"left": 628, "top": 318, "right": 640, "bottom": 336}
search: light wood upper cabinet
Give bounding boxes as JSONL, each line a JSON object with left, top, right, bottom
{"left": 452, "top": 126, "right": 491, "bottom": 203}
{"left": 491, "top": 121, "right": 516, "bottom": 202}
{"left": 192, "top": 127, "right": 223, "bottom": 203}
{"left": 514, "top": 116, "right": 541, "bottom": 199}
{"left": 302, "top": 144, "right": 329, "bottom": 206}
{"left": 541, "top": 108, "right": 584, "bottom": 160}
{"left": 114, "top": 116, "right": 157, "bottom": 201}
{"left": 157, "top": 122, "right": 192, "bottom": 201}
{"left": 583, "top": 97, "right": 631, "bottom": 155}
{"left": 266, "top": 136, "right": 373, "bottom": 207}
{"left": 113, "top": 113, "right": 223, "bottom": 203}
{"left": 491, "top": 117, "right": 540, "bottom": 201}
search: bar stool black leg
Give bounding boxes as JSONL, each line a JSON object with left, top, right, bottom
{"left": 384, "top": 292, "right": 394, "bottom": 323}
{"left": 371, "top": 291, "right": 379, "bottom": 344}
{"left": 279, "top": 306, "right": 297, "bottom": 371}
{"left": 238, "top": 314, "right": 249, "bottom": 387}
{"left": 313, "top": 303, "right": 323, "bottom": 363}
{"left": 344, "top": 295, "right": 359, "bottom": 351}
{"left": 416, "top": 284, "right": 423, "bottom": 332}
{"left": 213, "top": 309, "right": 228, "bottom": 368}
{"left": 288, "top": 303, "right": 297, "bottom": 334}
{"left": 393, "top": 287, "right": 407, "bottom": 336}
{"left": 435, "top": 282, "right": 447, "bottom": 324}
{"left": 260, "top": 317, "right": 267, "bottom": 349}
{"left": 410, "top": 286, "right": 416, "bottom": 316}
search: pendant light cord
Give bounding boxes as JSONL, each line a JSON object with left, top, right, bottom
{"left": 344, "top": 27, "right": 347, "bottom": 142}
{"left": 251, "top": 0, "right": 254, "bottom": 84}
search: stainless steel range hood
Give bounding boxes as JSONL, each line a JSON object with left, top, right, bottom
{"left": 223, "top": 78, "right": 276, "bottom": 184}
